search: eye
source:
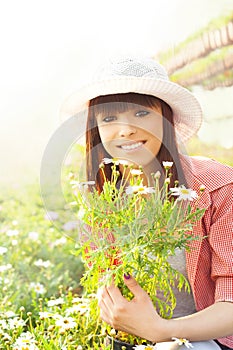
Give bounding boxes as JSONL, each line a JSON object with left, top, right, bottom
{"left": 102, "top": 115, "right": 117, "bottom": 123}
{"left": 135, "top": 110, "right": 149, "bottom": 117}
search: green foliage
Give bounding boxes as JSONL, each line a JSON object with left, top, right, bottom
{"left": 3, "top": 142, "right": 228, "bottom": 348}
{"left": 72, "top": 159, "right": 205, "bottom": 346}
{"left": 0, "top": 182, "right": 102, "bottom": 349}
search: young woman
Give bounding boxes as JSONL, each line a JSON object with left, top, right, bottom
{"left": 64, "top": 57, "right": 233, "bottom": 349}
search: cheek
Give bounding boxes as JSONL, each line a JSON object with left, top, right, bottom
{"left": 155, "top": 125, "right": 163, "bottom": 141}
{"left": 146, "top": 120, "right": 163, "bottom": 141}
{"left": 98, "top": 127, "right": 115, "bottom": 152}
{"left": 98, "top": 124, "right": 119, "bottom": 142}
{"left": 98, "top": 127, "right": 110, "bottom": 142}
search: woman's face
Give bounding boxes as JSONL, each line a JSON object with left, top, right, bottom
{"left": 96, "top": 102, "right": 163, "bottom": 167}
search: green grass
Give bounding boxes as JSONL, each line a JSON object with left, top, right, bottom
{"left": 0, "top": 140, "right": 231, "bottom": 349}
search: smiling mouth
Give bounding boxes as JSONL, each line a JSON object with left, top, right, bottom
{"left": 118, "top": 141, "right": 145, "bottom": 151}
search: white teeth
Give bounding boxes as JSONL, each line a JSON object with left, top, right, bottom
{"left": 121, "top": 142, "right": 143, "bottom": 150}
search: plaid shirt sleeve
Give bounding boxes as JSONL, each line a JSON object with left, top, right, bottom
{"left": 183, "top": 157, "right": 233, "bottom": 348}
{"left": 209, "top": 183, "right": 233, "bottom": 303}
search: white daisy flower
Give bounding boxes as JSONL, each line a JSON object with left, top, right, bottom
{"left": 71, "top": 296, "right": 84, "bottom": 303}
{"left": 0, "top": 332, "right": 11, "bottom": 341}
{"left": 102, "top": 158, "right": 129, "bottom": 166}
{"left": 0, "top": 264, "right": 12, "bottom": 272}
{"left": 34, "top": 259, "right": 51, "bottom": 268}
{"left": 47, "top": 297, "right": 64, "bottom": 307}
{"left": 53, "top": 236, "right": 67, "bottom": 246}
{"left": 0, "top": 319, "right": 8, "bottom": 330}
{"left": 133, "top": 344, "right": 157, "bottom": 350}
{"left": 170, "top": 186, "right": 198, "bottom": 201}
{"left": 130, "top": 169, "right": 143, "bottom": 176}
{"left": 4, "top": 310, "right": 16, "bottom": 318}
{"left": 0, "top": 247, "right": 7, "bottom": 255}
{"left": 28, "top": 232, "right": 39, "bottom": 240}
{"left": 172, "top": 337, "right": 193, "bottom": 348}
{"left": 55, "top": 316, "right": 76, "bottom": 330}
{"left": 65, "top": 303, "right": 89, "bottom": 316}
{"left": 29, "top": 282, "right": 46, "bottom": 294}
{"left": 6, "top": 229, "right": 19, "bottom": 236}
{"left": 39, "top": 311, "right": 54, "bottom": 319}
{"left": 13, "top": 331, "right": 38, "bottom": 350}
{"left": 162, "top": 161, "right": 173, "bottom": 169}
{"left": 102, "top": 157, "right": 113, "bottom": 164}
{"left": 8, "top": 317, "right": 26, "bottom": 329}
{"left": 118, "top": 159, "right": 129, "bottom": 166}
{"left": 70, "top": 180, "right": 79, "bottom": 187}
{"left": 126, "top": 185, "right": 155, "bottom": 195}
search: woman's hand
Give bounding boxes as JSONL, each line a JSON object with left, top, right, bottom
{"left": 97, "top": 274, "right": 167, "bottom": 342}
{"left": 97, "top": 274, "right": 233, "bottom": 344}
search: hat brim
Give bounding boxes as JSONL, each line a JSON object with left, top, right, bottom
{"left": 60, "top": 76, "right": 203, "bottom": 143}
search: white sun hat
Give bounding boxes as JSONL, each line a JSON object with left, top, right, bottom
{"left": 61, "top": 56, "right": 203, "bottom": 142}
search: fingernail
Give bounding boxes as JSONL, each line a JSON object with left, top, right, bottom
{"left": 124, "top": 273, "right": 131, "bottom": 280}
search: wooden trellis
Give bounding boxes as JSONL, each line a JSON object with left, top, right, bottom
{"left": 156, "top": 12, "right": 233, "bottom": 90}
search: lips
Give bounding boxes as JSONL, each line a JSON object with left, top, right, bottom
{"left": 118, "top": 141, "right": 145, "bottom": 151}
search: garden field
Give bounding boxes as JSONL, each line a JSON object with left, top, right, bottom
{"left": 0, "top": 183, "right": 99, "bottom": 349}
{"left": 0, "top": 139, "right": 232, "bottom": 349}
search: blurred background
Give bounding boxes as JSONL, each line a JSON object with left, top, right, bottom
{"left": 0, "top": 0, "right": 233, "bottom": 186}
{"left": 0, "top": 2, "right": 232, "bottom": 342}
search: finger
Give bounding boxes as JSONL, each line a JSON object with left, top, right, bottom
{"left": 98, "top": 297, "right": 111, "bottom": 321}
{"left": 97, "top": 288, "right": 115, "bottom": 326}
{"left": 123, "top": 274, "right": 147, "bottom": 299}
{"left": 96, "top": 286, "right": 105, "bottom": 303}
{"left": 106, "top": 283, "right": 125, "bottom": 304}
{"left": 97, "top": 285, "right": 115, "bottom": 310}
{"left": 99, "top": 303, "right": 112, "bottom": 325}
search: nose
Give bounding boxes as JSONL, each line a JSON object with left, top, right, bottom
{"left": 118, "top": 125, "right": 136, "bottom": 137}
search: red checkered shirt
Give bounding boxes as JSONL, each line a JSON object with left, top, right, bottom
{"left": 181, "top": 155, "right": 233, "bottom": 348}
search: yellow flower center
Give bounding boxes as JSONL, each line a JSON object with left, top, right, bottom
{"left": 180, "top": 189, "right": 189, "bottom": 194}
{"left": 138, "top": 187, "right": 145, "bottom": 192}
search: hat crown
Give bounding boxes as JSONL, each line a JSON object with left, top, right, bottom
{"left": 93, "top": 57, "right": 169, "bottom": 81}
{"left": 61, "top": 56, "right": 202, "bottom": 143}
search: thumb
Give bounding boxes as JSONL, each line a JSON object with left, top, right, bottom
{"left": 123, "top": 273, "right": 147, "bottom": 298}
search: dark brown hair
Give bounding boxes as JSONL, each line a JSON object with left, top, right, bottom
{"left": 86, "top": 93, "right": 186, "bottom": 192}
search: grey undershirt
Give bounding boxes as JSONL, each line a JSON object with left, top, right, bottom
{"left": 157, "top": 248, "right": 197, "bottom": 318}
